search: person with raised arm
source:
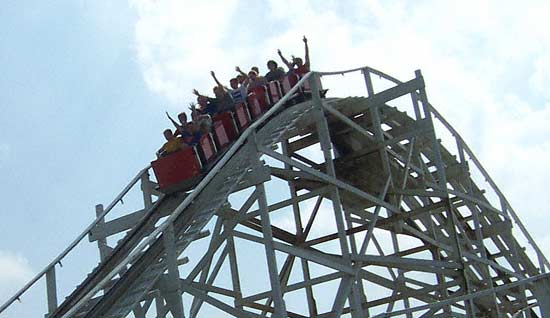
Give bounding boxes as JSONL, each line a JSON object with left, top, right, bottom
{"left": 192, "top": 88, "right": 219, "bottom": 116}
{"left": 236, "top": 66, "right": 266, "bottom": 92}
{"left": 210, "top": 70, "right": 227, "bottom": 90}
{"left": 166, "top": 111, "right": 187, "bottom": 132}
{"left": 277, "top": 36, "right": 310, "bottom": 76}
{"left": 209, "top": 71, "right": 236, "bottom": 111}
{"left": 166, "top": 111, "right": 198, "bottom": 143}
{"left": 227, "top": 77, "right": 247, "bottom": 104}
{"left": 235, "top": 66, "right": 248, "bottom": 81}
{"left": 251, "top": 66, "right": 262, "bottom": 78}
{"left": 186, "top": 103, "right": 209, "bottom": 146}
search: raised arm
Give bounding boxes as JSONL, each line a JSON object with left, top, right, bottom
{"left": 210, "top": 71, "right": 223, "bottom": 88}
{"left": 235, "top": 66, "right": 247, "bottom": 78}
{"left": 166, "top": 111, "right": 180, "bottom": 130}
{"left": 277, "top": 49, "right": 292, "bottom": 70}
{"left": 303, "top": 36, "right": 310, "bottom": 67}
{"left": 192, "top": 89, "right": 206, "bottom": 98}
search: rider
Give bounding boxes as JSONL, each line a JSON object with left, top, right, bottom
{"left": 156, "top": 128, "right": 184, "bottom": 158}
{"left": 277, "top": 36, "right": 310, "bottom": 76}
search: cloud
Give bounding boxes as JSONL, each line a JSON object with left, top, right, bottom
{"left": 129, "top": 0, "right": 241, "bottom": 106}
{"left": 0, "top": 250, "right": 34, "bottom": 302}
{"left": 529, "top": 53, "right": 550, "bottom": 99}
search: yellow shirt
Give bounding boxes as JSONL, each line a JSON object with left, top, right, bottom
{"left": 161, "top": 137, "right": 184, "bottom": 154}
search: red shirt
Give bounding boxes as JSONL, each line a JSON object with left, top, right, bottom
{"left": 294, "top": 64, "right": 310, "bottom": 76}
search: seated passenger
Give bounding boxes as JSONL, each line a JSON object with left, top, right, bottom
{"left": 277, "top": 36, "right": 310, "bottom": 76}
{"left": 193, "top": 89, "right": 219, "bottom": 116}
{"left": 167, "top": 111, "right": 200, "bottom": 143}
{"left": 166, "top": 111, "right": 187, "bottom": 133}
{"left": 251, "top": 66, "right": 261, "bottom": 77}
{"left": 235, "top": 65, "right": 247, "bottom": 79}
{"left": 265, "top": 60, "right": 286, "bottom": 82}
{"left": 236, "top": 74, "right": 246, "bottom": 86}
{"left": 209, "top": 71, "right": 236, "bottom": 111}
{"left": 182, "top": 121, "right": 202, "bottom": 146}
{"left": 156, "top": 128, "right": 184, "bottom": 158}
{"left": 228, "top": 77, "right": 247, "bottom": 104}
{"left": 190, "top": 104, "right": 213, "bottom": 137}
{"left": 246, "top": 70, "right": 267, "bottom": 92}
{"left": 236, "top": 66, "right": 267, "bottom": 93}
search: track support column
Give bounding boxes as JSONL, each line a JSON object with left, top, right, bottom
{"left": 94, "top": 204, "right": 110, "bottom": 261}
{"left": 415, "top": 69, "right": 477, "bottom": 317}
{"left": 310, "top": 73, "right": 363, "bottom": 317}
{"left": 163, "top": 224, "right": 185, "bottom": 318}
{"left": 281, "top": 139, "right": 318, "bottom": 317}
{"left": 252, "top": 131, "right": 287, "bottom": 317}
{"left": 140, "top": 170, "right": 154, "bottom": 209}
{"left": 257, "top": 182, "right": 287, "bottom": 317}
{"left": 533, "top": 276, "right": 550, "bottom": 318}
{"left": 45, "top": 265, "right": 58, "bottom": 316}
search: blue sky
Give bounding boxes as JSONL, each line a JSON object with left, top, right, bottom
{"left": 1, "top": 0, "right": 549, "bottom": 317}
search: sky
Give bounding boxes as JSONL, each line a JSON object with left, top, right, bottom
{"left": 1, "top": 0, "right": 549, "bottom": 317}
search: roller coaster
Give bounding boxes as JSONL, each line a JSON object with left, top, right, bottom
{"left": 1, "top": 66, "right": 549, "bottom": 318}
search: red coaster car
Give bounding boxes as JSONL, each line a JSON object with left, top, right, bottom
{"left": 301, "top": 74, "right": 324, "bottom": 96}
{"left": 281, "top": 73, "right": 300, "bottom": 95}
{"left": 212, "top": 112, "right": 238, "bottom": 149}
{"left": 234, "top": 102, "right": 251, "bottom": 130}
{"left": 247, "top": 86, "right": 269, "bottom": 119}
{"left": 247, "top": 93, "right": 263, "bottom": 119}
{"left": 151, "top": 147, "right": 202, "bottom": 193}
{"left": 199, "top": 133, "right": 217, "bottom": 163}
{"left": 267, "top": 81, "right": 283, "bottom": 105}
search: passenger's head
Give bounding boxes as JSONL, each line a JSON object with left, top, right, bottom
{"left": 229, "top": 78, "right": 239, "bottom": 89}
{"left": 267, "top": 60, "right": 278, "bottom": 71}
{"left": 197, "top": 95, "right": 208, "bottom": 107}
{"left": 163, "top": 129, "right": 174, "bottom": 140}
{"left": 177, "top": 112, "right": 187, "bottom": 124}
{"left": 236, "top": 74, "right": 245, "bottom": 84}
{"left": 293, "top": 57, "right": 303, "bottom": 67}
{"left": 251, "top": 66, "right": 259, "bottom": 74}
{"left": 248, "top": 70, "right": 258, "bottom": 81}
{"left": 213, "top": 86, "right": 224, "bottom": 98}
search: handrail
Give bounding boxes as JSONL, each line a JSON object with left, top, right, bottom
{"left": 428, "top": 105, "right": 550, "bottom": 270}
{"left": 0, "top": 165, "right": 151, "bottom": 314}
{"left": 61, "top": 72, "right": 316, "bottom": 318}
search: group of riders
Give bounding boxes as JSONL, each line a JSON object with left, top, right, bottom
{"left": 156, "top": 36, "right": 311, "bottom": 158}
